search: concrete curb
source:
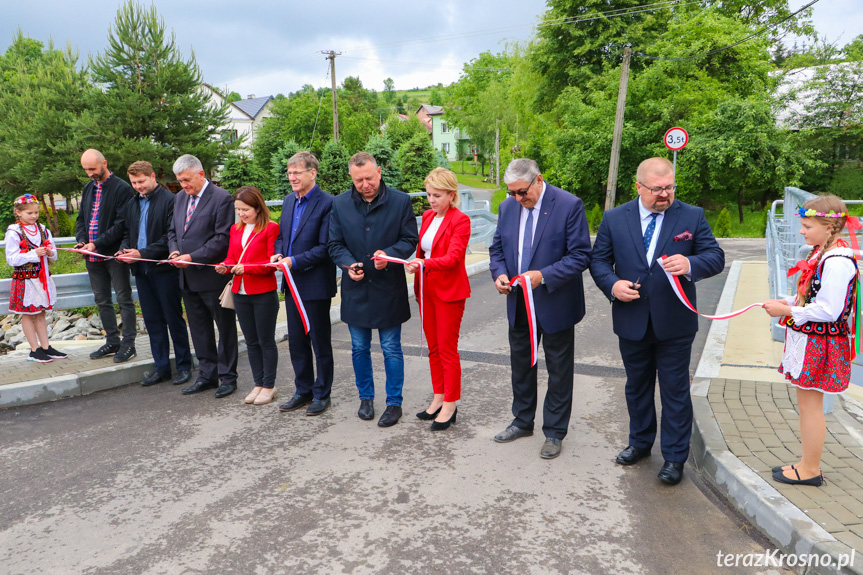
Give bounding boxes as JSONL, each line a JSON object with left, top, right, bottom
{"left": 691, "top": 260, "right": 862, "bottom": 575}
{"left": 0, "top": 259, "right": 492, "bottom": 409}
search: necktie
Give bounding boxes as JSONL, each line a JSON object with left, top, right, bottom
{"left": 520, "top": 207, "right": 534, "bottom": 274}
{"left": 137, "top": 197, "right": 149, "bottom": 250}
{"left": 643, "top": 212, "right": 658, "bottom": 253}
{"left": 184, "top": 195, "right": 198, "bottom": 231}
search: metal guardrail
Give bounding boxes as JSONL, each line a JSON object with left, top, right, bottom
{"left": 1, "top": 191, "right": 497, "bottom": 313}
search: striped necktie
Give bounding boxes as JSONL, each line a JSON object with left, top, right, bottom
{"left": 184, "top": 195, "right": 198, "bottom": 231}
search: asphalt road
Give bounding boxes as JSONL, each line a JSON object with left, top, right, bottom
{"left": 0, "top": 239, "right": 792, "bottom": 575}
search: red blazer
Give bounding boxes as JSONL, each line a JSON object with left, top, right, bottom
{"left": 223, "top": 221, "right": 279, "bottom": 295}
{"left": 413, "top": 208, "right": 471, "bottom": 302}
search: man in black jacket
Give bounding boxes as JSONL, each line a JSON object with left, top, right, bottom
{"left": 115, "top": 161, "right": 192, "bottom": 387}
{"left": 328, "top": 152, "right": 419, "bottom": 427}
{"left": 76, "top": 149, "right": 137, "bottom": 363}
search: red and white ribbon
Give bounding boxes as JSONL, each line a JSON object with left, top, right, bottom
{"left": 371, "top": 254, "right": 425, "bottom": 353}
{"left": 659, "top": 256, "right": 763, "bottom": 320}
{"left": 511, "top": 274, "right": 538, "bottom": 367}
{"left": 275, "top": 260, "right": 310, "bottom": 334}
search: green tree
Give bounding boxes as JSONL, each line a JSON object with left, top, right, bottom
{"left": 383, "top": 115, "right": 429, "bottom": 150}
{"left": 218, "top": 153, "right": 267, "bottom": 194}
{"left": 715, "top": 208, "right": 732, "bottom": 237}
{"left": 0, "top": 32, "right": 94, "bottom": 229}
{"left": 364, "top": 135, "right": 402, "bottom": 189}
{"left": 226, "top": 91, "right": 242, "bottom": 103}
{"left": 317, "top": 139, "right": 352, "bottom": 194}
{"left": 383, "top": 77, "right": 395, "bottom": 104}
{"left": 86, "top": 0, "right": 234, "bottom": 178}
{"left": 269, "top": 141, "right": 301, "bottom": 199}
{"left": 398, "top": 132, "right": 436, "bottom": 213}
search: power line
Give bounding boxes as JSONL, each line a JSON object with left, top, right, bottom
{"left": 634, "top": 0, "right": 821, "bottom": 61}
{"left": 308, "top": 63, "right": 330, "bottom": 150}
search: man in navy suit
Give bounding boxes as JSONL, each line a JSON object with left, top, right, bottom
{"left": 590, "top": 157, "right": 724, "bottom": 485}
{"left": 489, "top": 159, "right": 592, "bottom": 460}
{"left": 271, "top": 152, "right": 337, "bottom": 416}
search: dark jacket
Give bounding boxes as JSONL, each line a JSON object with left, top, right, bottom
{"left": 75, "top": 174, "right": 135, "bottom": 256}
{"left": 273, "top": 184, "right": 337, "bottom": 300}
{"left": 328, "top": 181, "right": 419, "bottom": 329}
{"left": 589, "top": 198, "right": 725, "bottom": 341}
{"left": 166, "top": 181, "right": 234, "bottom": 292}
{"left": 119, "top": 185, "right": 176, "bottom": 276}
{"left": 489, "top": 184, "right": 592, "bottom": 334}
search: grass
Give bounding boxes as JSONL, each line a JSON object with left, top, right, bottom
{"left": 704, "top": 206, "right": 767, "bottom": 238}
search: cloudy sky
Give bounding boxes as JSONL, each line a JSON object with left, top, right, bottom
{"left": 2, "top": 0, "right": 860, "bottom": 99}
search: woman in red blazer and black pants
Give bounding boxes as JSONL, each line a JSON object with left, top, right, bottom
{"left": 216, "top": 186, "right": 280, "bottom": 405}
{"left": 405, "top": 168, "right": 471, "bottom": 430}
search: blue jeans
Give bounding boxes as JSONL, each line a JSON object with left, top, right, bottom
{"left": 348, "top": 324, "right": 404, "bottom": 406}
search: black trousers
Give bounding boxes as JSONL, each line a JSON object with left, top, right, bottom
{"left": 285, "top": 296, "right": 334, "bottom": 400}
{"left": 508, "top": 291, "right": 575, "bottom": 440}
{"left": 618, "top": 318, "right": 694, "bottom": 463}
{"left": 181, "top": 287, "right": 238, "bottom": 386}
{"left": 85, "top": 259, "right": 136, "bottom": 346}
{"left": 234, "top": 291, "right": 279, "bottom": 389}
{"left": 135, "top": 269, "right": 191, "bottom": 375}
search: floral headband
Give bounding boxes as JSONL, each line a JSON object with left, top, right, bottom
{"left": 13, "top": 194, "right": 38, "bottom": 206}
{"left": 797, "top": 207, "right": 847, "bottom": 218}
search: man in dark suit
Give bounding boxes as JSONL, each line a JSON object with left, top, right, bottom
{"left": 167, "top": 154, "right": 238, "bottom": 399}
{"left": 76, "top": 149, "right": 137, "bottom": 363}
{"left": 271, "top": 152, "right": 337, "bottom": 416}
{"left": 590, "top": 157, "right": 725, "bottom": 485}
{"left": 114, "top": 161, "right": 192, "bottom": 387}
{"left": 328, "top": 152, "right": 419, "bottom": 427}
{"left": 489, "top": 158, "right": 592, "bottom": 460}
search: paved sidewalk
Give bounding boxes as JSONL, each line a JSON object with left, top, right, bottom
{"left": 693, "top": 259, "right": 863, "bottom": 574}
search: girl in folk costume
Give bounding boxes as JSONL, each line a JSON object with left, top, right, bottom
{"left": 4, "top": 195, "right": 67, "bottom": 363}
{"left": 764, "top": 194, "right": 861, "bottom": 487}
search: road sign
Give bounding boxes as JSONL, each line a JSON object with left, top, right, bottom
{"left": 664, "top": 127, "right": 688, "bottom": 151}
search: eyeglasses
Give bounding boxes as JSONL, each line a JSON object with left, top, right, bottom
{"left": 638, "top": 182, "right": 677, "bottom": 195}
{"left": 287, "top": 168, "right": 312, "bottom": 178}
{"left": 507, "top": 175, "right": 537, "bottom": 198}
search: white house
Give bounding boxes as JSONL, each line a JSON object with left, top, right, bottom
{"left": 201, "top": 84, "right": 274, "bottom": 150}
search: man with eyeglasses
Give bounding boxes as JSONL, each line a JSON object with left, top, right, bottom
{"left": 271, "top": 151, "right": 337, "bottom": 416}
{"left": 590, "top": 157, "right": 724, "bottom": 486}
{"left": 489, "top": 158, "right": 592, "bottom": 460}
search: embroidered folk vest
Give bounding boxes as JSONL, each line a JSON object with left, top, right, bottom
{"left": 786, "top": 253, "right": 857, "bottom": 337}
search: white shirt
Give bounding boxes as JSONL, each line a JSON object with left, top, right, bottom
{"left": 187, "top": 180, "right": 209, "bottom": 210}
{"left": 783, "top": 248, "right": 858, "bottom": 324}
{"left": 517, "top": 181, "right": 546, "bottom": 273}
{"left": 421, "top": 215, "right": 445, "bottom": 259}
{"left": 638, "top": 197, "right": 665, "bottom": 265}
{"left": 237, "top": 223, "right": 255, "bottom": 295}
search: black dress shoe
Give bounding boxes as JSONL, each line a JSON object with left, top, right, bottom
{"left": 772, "top": 468, "right": 822, "bottom": 486}
{"left": 141, "top": 371, "right": 171, "bottom": 386}
{"left": 172, "top": 370, "right": 191, "bottom": 385}
{"left": 306, "top": 397, "right": 331, "bottom": 416}
{"left": 214, "top": 383, "right": 237, "bottom": 398}
{"left": 182, "top": 380, "right": 218, "bottom": 395}
{"left": 494, "top": 424, "right": 534, "bottom": 443}
{"left": 279, "top": 394, "right": 313, "bottom": 412}
{"left": 771, "top": 464, "right": 795, "bottom": 473}
{"left": 89, "top": 343, "right": 119, "bottom": 360}
{"left": 417, "top": 406, "right": 442, "bottom": 421}
{"left": 430, "top": 407, "right": 457, "bottom": 431}
{"left": 658, "top": 461, "right": 685, "bottom": 485}
{"left": 540, "top": 437, "right": 562, "bottom": 459}
{"left": 113, "top": 344, "right": 137, "bottom": 363}
{"left": 615, "top": 445, "right": 651, "bottom": 465}
{"left": 358, "top": 399, "right": 374, "bottom": 420}
{"left": 377, "top": 405, "right": 402, "bottom": 427}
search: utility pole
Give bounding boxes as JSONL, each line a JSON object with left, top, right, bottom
{"left": 495, "top": 121, "right": 500, "bottom": 186}
{"left": 322, "top": 50, "right": 342, "bottom": 141}
{"left": 604, "top": 46, "right": 632, "bottom": 211}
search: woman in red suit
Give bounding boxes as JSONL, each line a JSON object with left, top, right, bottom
{"left": 405, "top": 168, "right": 471, "bottom": 431}
{"left": 216, "top": 186, "right": 281, "bottom": 405}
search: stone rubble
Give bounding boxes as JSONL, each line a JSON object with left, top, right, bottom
{"left": 0, "top": 309, "right": 147, "bottom": 352}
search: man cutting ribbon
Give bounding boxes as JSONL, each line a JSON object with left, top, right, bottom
{"left": 589, "top": 157, "right": 725, "bottom": 486}
{"left": 489, "top": 158, "right": 592, "bottom": 460}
